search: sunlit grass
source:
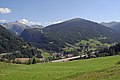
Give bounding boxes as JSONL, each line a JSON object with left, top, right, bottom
{"left": 0, "top": 55, "right": 119, "bottom": 80}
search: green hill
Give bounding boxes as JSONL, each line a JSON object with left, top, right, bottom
{"left": 0, "top": 55, "right": 119, "bottom": 80}
{"left": 0, "top": 25, "right": 26, "bottom": 53}
{"left": 76, "top": 38, "right": 111, "bottom": 50}
{"left": 0, "top": 25, "right": 42, "bottom": 58}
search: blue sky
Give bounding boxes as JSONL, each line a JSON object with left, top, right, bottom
{"left": 0, "top": 0, "right": 120, "bottom": 25}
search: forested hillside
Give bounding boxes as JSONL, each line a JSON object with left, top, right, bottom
{"left": 20, "top": 18, "right": 120, "bottom": 51}
{"left": 0, "top": 25, "right": 42, "bottom": 58}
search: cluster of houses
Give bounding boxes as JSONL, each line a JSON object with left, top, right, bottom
{"left": 47, "top": 44, "right": 105, "bottom": 62}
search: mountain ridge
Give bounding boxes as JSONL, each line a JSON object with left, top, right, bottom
{"left": 101, "top": 21, "right": 120, "bottom": 33}
{"left": 20, "top": 18, "right": 120, "bottom": 51}
{"left": 1, "top": 22, "right": 44, "bottom": 35}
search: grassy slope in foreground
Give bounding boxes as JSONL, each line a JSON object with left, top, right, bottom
{"left": 0, "top": 56, "right": 120, "bottom": 80}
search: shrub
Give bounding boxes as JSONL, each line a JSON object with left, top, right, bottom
{"left": 31, "top": 57, "right": 36, "bottom": 64}
{"left": 35, "top": 58, "right": 41, "bottom": 63}
{"left": 116, "top": 61, "right": 120, "bottom": 65}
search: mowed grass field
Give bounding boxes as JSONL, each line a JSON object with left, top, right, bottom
{"left": 0, "top": 56, "right": 120, "bottom": 80}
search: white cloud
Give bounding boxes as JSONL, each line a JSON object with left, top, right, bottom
{"left": 53, "top": 21, "right": 63, "bottom": 24}
{"left": 44, "top": 21, "right": 63, "bottom": 26}
{"left": 18, "top": 19, "right": 28, "bottom": 24}
{"left": 17, "top": 19, "right": 63, "bottom": 26}
{"left": 18, "top": 19, "right": 42, "bottom": 25}
{"left": 0, "top": 19, "right": 7, "bottom": 23}
{"left": 0, "top": 8, "right": 11, "bottom": 14}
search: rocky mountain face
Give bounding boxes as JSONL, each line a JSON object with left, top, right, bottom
{"left": 1, "top": 21, "right": 44, "bottom": 35}
{"left": 1, "top": 22, "right": 30, "bottom": 35}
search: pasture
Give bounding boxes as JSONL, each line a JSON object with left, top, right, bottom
{"left": 0, "top": 55, "right": 120, "bottom": 80}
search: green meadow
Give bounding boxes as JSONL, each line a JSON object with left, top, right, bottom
{"left": 0, "top": 55, "right": 120, "bottom": 80}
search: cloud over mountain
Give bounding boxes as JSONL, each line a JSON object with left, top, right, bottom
{"left": 17, "top": 19, "right": 42, "bottom": 25}
{"left": 44, "top": 21, "right": 63, "bottom": 26}
{"left": 0, "top": 19, "right": 7, "bottom": 23}
{"left": 0, "top": 8, "right": 11, "bottom": 14}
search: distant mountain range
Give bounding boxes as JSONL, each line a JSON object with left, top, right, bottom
{"left": 101, "top": 21, "right": 120, "bottom": 33}
{"left": 19, "top": 18, "right": 120, "bottom": 51}
{"left": 1, "top": 21, "right": 44, "bottom": 35}
{"left": 1, "top": 18, "right": 120, "bottom": 52}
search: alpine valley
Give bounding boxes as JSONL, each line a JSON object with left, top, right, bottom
{"left": 19, "top": 18, "right": 120, "bottom": 51}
